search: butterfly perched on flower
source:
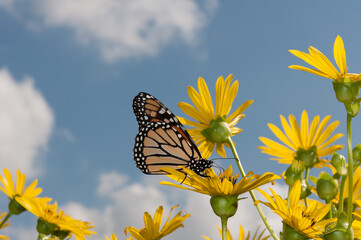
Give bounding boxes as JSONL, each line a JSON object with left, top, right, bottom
{"left": 132, "top": 92, "right": 213, "bottom": 176}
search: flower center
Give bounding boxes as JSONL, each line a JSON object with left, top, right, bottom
{"left": 201, "top": 115, "right": 231, "bottom": 143}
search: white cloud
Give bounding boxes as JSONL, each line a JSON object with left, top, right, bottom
{"left": 59, "top": 172, "right": 287, "bottom": 240}
{"left": 11, "top": 0, "right": 216, "bottom": 61}
{"left": 0, "top": 0, "right": 13, "bottom": 11}
{"left": 0, "top": 67, "right": 54, "bottom": 178}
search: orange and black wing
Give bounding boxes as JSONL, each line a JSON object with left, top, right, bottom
{"left": 133, "top": 121, "right": 212, "bottom": 175}
{"left": 133, "top": 92, "right": 179, "bottom": 129}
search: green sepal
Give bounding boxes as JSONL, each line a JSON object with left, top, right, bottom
{"left": 283, "top": 224, "right": 309, "bottom": 240}
{"left": 331, "top": 153, "right": 347, "bottom": 176}
{"left": 8, "top": 198, "right": 26, "bottom": 215}
{"left": 322, "top": 212, "right": 353, "bottom": 240}
{"left": 296, "top": 146, "right": 318, "bottom": 168}
{"left": 316, "top": 172, "right": 339, "bottom": 202}
{"left": 284, "top": 161, "right": 304, "bottom": 187}
{"left": 332, "top": 81, "right": 360, "bottom": 104}
{"left": 353, "top": 143, "right": 361, "bottom": 165}
{"left": 52, "top": 230, "right": 70, "bottom": 240}
{"left": 300, "top": 179, "right": 312, "bottom": 199}
{"left": 210, "top": 195, "right": 238, "bottom": 219}
{"left": 37, "top": 218, "right": 58, "bottom": 235}
{"left": 201, "top": 115, "right": 231, "bottom": 143}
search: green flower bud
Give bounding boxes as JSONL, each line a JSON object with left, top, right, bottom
{"left": 8, "top": 198, "right": 26, "bottom": 215}
{"left": 316, "top": 172, "right": 339, "bottom": 202}
{"left": 37, "top": 218, "right": 57, "bottom": 235}
{"left": 331, "top": 153, "right": 347, "bottom": 176}
{"left": 296, "top": 146, "right": 318, "bottom": 168}
{"left": 353, "top": 143, "right": 361, "bottom": 164}
{"left": 210, "top": 195, "right": 238, "bottom": 219}
{"left": 283, "top": 224, "right": 309, "bottom": 240}
{"left": 285, "top": 161, "right": 304, "bottom": 187}
{"left": 323, "top": 213, "right": 353, "bottom": 240}
{"left": 332, "top": 81, "right": 360, "bottom": 104}
{"left": 300, "top": 179, "right": 312, "bottom": 199}
{"left": 201, "top": 115, "right": 231, "bottom": 143}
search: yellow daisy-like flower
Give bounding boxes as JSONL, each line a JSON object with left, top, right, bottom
{"left": 202, "top": 225, "right": 270, "bottom": 240}
{"left": 257, "top": 180, "right": 335, "bottom": 239}
{"left": 178, "top": 74, "right": 253, "bottom": 158}
{"left": 289, "top": 35, "right": 361, "bottom": 82}
{"left": 259, "top": 110, "right": 343, "bottom": 168}
{"left": 124, "top": 205, "right": 190, "bottom": 240}
{"left": 0, "top": 168, "right": 43, "bottom": 200}
{"left": 0, "top": 211, "right": 10, "bottom": 240}
{"left": 105, "top": 233, "right": 132, "bottom": 240}
{"left": 160, "top": 165, "right": 280, "bottom": 197}
{"left": 15, "top": 197, "right": 96, "bottom": 240}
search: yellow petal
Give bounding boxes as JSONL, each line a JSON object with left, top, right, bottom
{"left": 300, "top": 110, "right": 309, "bottom": 148}
{"left": 178, "top": 102, "right": 207, "bottom": 124}
{"left": 289, "top": 65, "right": 332, "bottom": 79}
{"left": 334, "top": 35, "right": 347, "bottom": 76}
{"left": 216, "top": 143, "right": 226, "bottom": 158}
{"left": 197, "top": 77, "right": 215, "bottom": 120}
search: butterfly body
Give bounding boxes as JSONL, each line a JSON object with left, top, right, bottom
{"left": 132, "top": 92, "right": 212, "bottom": 176}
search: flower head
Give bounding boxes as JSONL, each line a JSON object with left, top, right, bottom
{"left": 257, "top": 180, "right": 335, "bottom": 239}
{"left": 289, "top": 35, "right": 361, "bottom": 82}
{"left": 160, "top": 165, "right": 280, "bottom": 197}
{"left": 125, "top": 205, "right": 189, "bottom": 240}
{"left": 0, "top": 168, "right": 43, "bottom": 200}
{"left": 178, "top": 75, "right": 253, "bottom": 158}
{"left": 16, "top": 197, "right": 96, "bottom": 240}
{"left": 202, "top": 225, "right": 270, "bottom": 240}
{"left": 259, "top": 110, "right": 343, "bottom": 168}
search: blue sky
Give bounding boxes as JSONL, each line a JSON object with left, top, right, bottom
{"left": 1, "top": 0, "right": 361, "bottom": 239}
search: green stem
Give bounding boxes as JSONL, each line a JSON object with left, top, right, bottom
{"left": 221, "top": 217, "right": 228, "bottom": 240}
{"left": 287, "top": 185, "right": 292, "bottom": 208}
{"left": 226, "top": 137, "right": 280, "bottom": 240}
{"left": 0, "top": 212, "right": 11, "bottom": 229}
{"left": 304, "top": 168, "right": 310, "bottom": 208}
{"left": 338, "top": 175, "right": 347, "bottom": 214}
{"left": 326, "top": 200, "right": 332, "bottom": 219}
{"left": 346, "top": 113, "right": 353, "bottom": 224}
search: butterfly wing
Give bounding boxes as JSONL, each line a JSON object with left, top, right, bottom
{"left": 133, "top": 92, "right": 179, "bottom": 129}
{"left": 132, "top": 92, "right": 212, "bottom": 175}
{"left": 133, "top": 121, "right": 212, "bottom": 175}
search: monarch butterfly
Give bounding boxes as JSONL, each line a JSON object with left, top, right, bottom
{"left": 132, "top": 92, "right": 213, "bottom": 176}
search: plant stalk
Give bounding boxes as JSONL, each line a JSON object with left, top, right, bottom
{"left": 346, "top": 113, "right": 353, "bottom": 224}
{"left": 226, "top": 137, "right": 280, "bottom": 240}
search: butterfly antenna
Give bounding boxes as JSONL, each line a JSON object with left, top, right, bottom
{"left": 212, "top": 162, "right": 224, "bottom": 173}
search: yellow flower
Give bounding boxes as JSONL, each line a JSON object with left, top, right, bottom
{"left": 125, "top": 205, "right": 190, "bottom": 240}
{"left": 105, "top": 233, "right": 132, "bottom": 240}
{"left": 0, "top": 211, "right": 10, "bottom": 240}
{"left": 202, "top": 225, "right": 270, "bottom": 240}
{"left": 259, "top": 110, "right": 343, "bottom": 168}
{"left": 15, "top": 197, "right": 96, "bottom": 240}
{"left": 289, "top": 35, "right": 361, "bottom": 82}
{"left": 160, "top": 165, "right": 280, "bottom": 197}
{"left": 257, "top": 180, "right": 335, "bottom": 239}
{"left": 0, "top": 168, "right": 43, "bottom": 200}
{"left": 178, "top": 75, "right": 253, "bottom": 158}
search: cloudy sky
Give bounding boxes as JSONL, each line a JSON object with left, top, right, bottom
{"left": 1, "top": 1, "right": 361, "bottom": 239}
